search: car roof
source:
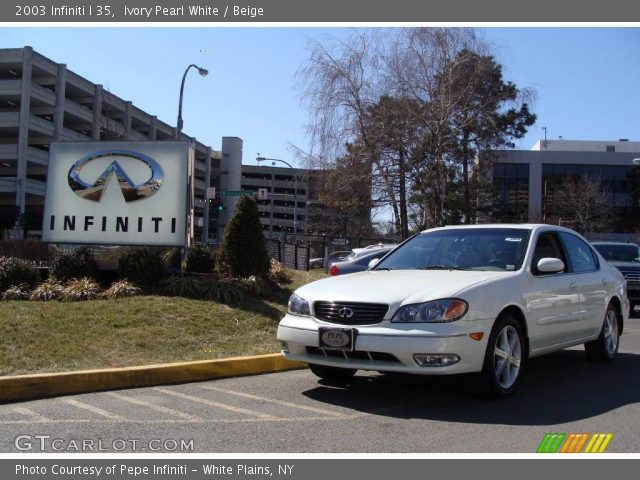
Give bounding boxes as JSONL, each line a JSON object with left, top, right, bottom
{"left": 338, "top": 248, "right": 392, "bottom": 262}
{"left": 420, "top": 223, "right": 573, "bottom": 234}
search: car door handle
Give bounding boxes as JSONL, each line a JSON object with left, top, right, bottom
{"left": 569, "top": 282, "right": 578, "bottom": 290}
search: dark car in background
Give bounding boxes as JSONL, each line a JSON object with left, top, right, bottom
{"left": 328, "top": 247, "right": 395, "bottom": 276}
{"left": 592, "top": 241, "right": 640, "bottom": 316}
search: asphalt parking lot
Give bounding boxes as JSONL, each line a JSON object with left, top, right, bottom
{"left": 2, "top": 316, "right": 640, "bottom": 453}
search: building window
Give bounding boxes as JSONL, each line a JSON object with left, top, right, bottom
{"left": 492, "top": 163, "right": 529, "bottom": 223}
{"left": 606, "top": 145, "right": 615, "bottom": 152}
{"left": 541, "top": 163, "right": 640, "bottom": 232}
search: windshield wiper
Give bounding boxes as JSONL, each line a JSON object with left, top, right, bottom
{"left": 374, "top": 267, "right": 395, "bottom": 271}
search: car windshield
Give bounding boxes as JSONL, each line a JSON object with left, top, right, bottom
{"left": 594, "top": 244, "right": 640, "bottom": 263}
{"left": 374, "top": 228, "right": 530, "bottom": 272}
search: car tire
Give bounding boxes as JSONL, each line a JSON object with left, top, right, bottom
{"left": 585, "top": 304, "right": 620, "bottom": 362}
{"left": 477, "top": 314, "right": 526, "bottom": 398}
{"left": 308, "top": 363, "right": 357, "bottom": 381}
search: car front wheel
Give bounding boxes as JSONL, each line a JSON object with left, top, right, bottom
{"left": 478, "top": 314, "right": 525, "bottom": 398}
{"left": 308, "top": 363, "right": 357, "bottom": 381}
{"left": 585, "top": 304, "right": 620, "bottom": 362}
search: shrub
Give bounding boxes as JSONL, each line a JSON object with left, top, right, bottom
{"left": 102, "top": 279, "right": 142, "bottom": 299}
{"left": 237, "top": 275, "right": 274, "bottom": 299}
{"left": 185, "top": 243, "right": 215, "bottom": 274}
{"left": 161, "top": 276, "right": 244, "bottom": 304}
{"left": 118, "top": 247, "right": 165, "bottom": 285}
{"left": 218, "top": 196, "right": 270, "bottom": 278}
{"left": 2, "top": 284, "right": 31, "bottom": 301}
{"left": 50, "top": 247, "right": 98, "bottom": 281}
{"left": 162, "top": 248, "right": 183, "bottom": 273}
{"left": 269, "top": 259, "right": 292, "bottom": 284}
{"left": 200, "top": 279, "right": 244, "bottom": 304}
{"left": 0, "top": 240, "right": 53, "bottom": 264}
{"left": 61, "top": 277, "right": 101, "bottom": 302}
{"left": 30, "top": 278, "right": 64, "bottom": 301}
{"left": 0, "top": 257, "right": 38, "bottom": 291}
{"left": 161, "top": 276, "right": 204, "bottom": 299}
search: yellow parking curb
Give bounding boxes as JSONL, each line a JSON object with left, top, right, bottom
{"left": 0, "top": 354, "right": 307, "bottom": 403}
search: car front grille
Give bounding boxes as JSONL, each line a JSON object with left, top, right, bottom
{"left": 313, "top": 301, "right": 389, "bottom": 325}
{"left": 306, "top": 346, "right": 400, "bottom": 363}
{"left": 620, "top": 270, "right": 640, "bottom": 285}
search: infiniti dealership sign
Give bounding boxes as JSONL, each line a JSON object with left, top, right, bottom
{"left": 43, "top": 141, "right": 190, "bottom": 246}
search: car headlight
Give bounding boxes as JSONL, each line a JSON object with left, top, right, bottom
{"left": 288, "top": 293, "right": 311, "bottom": 316}
{"left": 391, "top": 299, "right": 468, "bottom": 323}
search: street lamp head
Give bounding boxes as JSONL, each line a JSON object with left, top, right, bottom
{"left": 175, "top": 63, "right": 209, "bottom": 140}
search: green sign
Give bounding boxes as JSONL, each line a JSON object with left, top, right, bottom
{"left": 220, "top": 190, "right": 254, "bottom": 196}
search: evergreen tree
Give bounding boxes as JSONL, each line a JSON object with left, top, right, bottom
{"left": 219, "top": 196, "right": 270, "bottom": 277}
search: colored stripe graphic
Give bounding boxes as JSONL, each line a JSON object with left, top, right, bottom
{"left": 537, "top": 433, "right": 613, "bottom": 453}
{"left": 536, "top": 433, "right": 565, "bottom": 453}
{"left": 584, "top": 433, "right": 613, "bottom": 453}
{"left": 559, "top": 433, "right": 589, "bottom": 453}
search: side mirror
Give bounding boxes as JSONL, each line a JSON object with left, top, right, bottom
{"left": 537, "top": 257, "right": 565, "bottom": 273}
{"left": 368, "top": 258, "right": 380, "bottom": 269}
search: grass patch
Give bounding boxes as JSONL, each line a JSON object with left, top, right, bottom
{"left": 0, "top": 269, "right": 327, "bottom": 376}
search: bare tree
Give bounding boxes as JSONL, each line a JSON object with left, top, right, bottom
{"left": 297, "top": 31, "right": 411, "bottom": 238}
{"left": 297, "top": 28, "right": 536, "bottom": 237}
{"left": 297, "top": 30, "right": 384, "bottom": 159}
{"left": 550, "top": 176, "right": 613, "bottom": 234}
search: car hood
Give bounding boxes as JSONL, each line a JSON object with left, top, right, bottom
{"left": 297, "top": 269, "right": 512, "bottom": 306}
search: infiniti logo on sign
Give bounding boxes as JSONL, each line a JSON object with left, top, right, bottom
{"left": 68, "top": 150, "right": 164, "bottom": 203}
{"left": 338, "top": 307, "right": 354, "bottom": 319}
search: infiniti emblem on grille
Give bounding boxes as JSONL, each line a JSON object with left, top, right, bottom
{"left": 337, "top": 307, "right": 354, "bottom": 319}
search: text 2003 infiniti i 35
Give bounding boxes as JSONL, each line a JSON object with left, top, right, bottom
{"left": 277, "top": 224, "right": 629, "bottom": 397}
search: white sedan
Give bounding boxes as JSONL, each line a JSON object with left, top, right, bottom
{"left": 277, "top": 224, "right": 629, "bottom": 397}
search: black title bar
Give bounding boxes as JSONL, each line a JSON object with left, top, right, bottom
{"left": 3, "top": 0, "right": 640, "bottom": 22}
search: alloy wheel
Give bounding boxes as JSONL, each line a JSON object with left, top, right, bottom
{"left": 493, "top": 325, "right": 522, "bottom": 390}
{"left": 603, "top": 309, "right": 619, "bottom": 356}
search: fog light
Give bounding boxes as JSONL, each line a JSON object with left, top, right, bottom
{"left": 280, "top": 341, "right": 289, "bottom": 353}
{"left": 413, "top": 353, "right": 460, "bottom": 367}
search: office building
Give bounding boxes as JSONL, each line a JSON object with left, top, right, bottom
{"left": 486, "top": 139, "right": 640, "bottom": 231}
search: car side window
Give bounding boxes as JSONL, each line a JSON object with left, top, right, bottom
{"left": 559, "top": 232, "right": 599, "bottom": 273}
{"left": 531, "top": 232, "right": 566, "bottom": 275}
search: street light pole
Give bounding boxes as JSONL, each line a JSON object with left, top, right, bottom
{"left": 175, "top": 64, "right": 208, "bottom": 140}
{"left": 256, "top": 156, "right": 298, "bottom": 234}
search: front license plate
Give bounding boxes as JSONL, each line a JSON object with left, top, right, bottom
{"left": 318, "top": 327, "right": 356, "bottom": 351}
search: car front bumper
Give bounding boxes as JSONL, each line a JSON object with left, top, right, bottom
{"left": 277, "top": 314, "right": 495, "bottom": 375}
{"left": 626, "top": 284, "right": 640, "bottom": 303}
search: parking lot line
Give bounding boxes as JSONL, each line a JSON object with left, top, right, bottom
{"left": 104, "top": 391, "right": 201, "bottom": 421}
{"left": 12, "top": 407, "right": 50, "bottom": 422}
{"left": 199, "top": 385, "right": 346, "bottom": 418}
{"left": 153, "top": 387, "right": 277, "bottom": 420}
{"left": 61, "top": 398, "right": 125, "bottom": 420}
